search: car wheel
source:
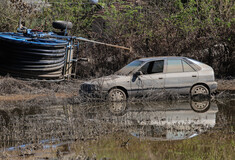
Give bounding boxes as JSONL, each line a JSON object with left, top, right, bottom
{"left": 108, "top": 88, "right": 127, "bottom": 102}
{"left": 191, "top": 85, "right": 209, "bottom": 96}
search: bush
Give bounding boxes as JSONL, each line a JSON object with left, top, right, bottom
{"left": 0, "top": 0, "right": 234, "bottom": 78}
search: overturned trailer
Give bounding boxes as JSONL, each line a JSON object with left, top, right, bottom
{"left": 0, "top": 21, "right": 130, "bottom": 80}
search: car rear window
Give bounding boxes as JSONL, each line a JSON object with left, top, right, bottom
{"left": 185, "top": 58, "right": 202, "bottom": 71}
{"left": 182, "top": 60, "right": 195, "bottom": 72}
{"left": 187, "top": 58, "right": 202, "bottom": 65}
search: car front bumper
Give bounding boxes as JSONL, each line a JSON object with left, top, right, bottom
{"left": 79, "top": 89, "right": 108, "bottom": 99}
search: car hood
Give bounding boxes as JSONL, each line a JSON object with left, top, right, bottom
{"left": 83, "top": 75, "right": 129, "bottom": 86}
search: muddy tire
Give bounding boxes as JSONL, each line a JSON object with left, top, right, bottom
{"left": 52, "top": 21, "right": 73, "bottom": 30}
{"left": 108, "top": 88, "right": 127, "bottom": 102}
{"left": 191, "top": 85, "right": 209, "bottom": 96}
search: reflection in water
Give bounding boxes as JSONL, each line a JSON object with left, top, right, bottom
{"left": 100, "top": 99, "right": 217, "bottom": 141}
{"left": 0, "top": 98, "right": 233, "bottom": 158}
{"left": 190, "top": 98, "right": 211, "bottom": 112}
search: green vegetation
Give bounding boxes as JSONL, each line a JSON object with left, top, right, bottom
{"left": 0, "top": 0, "right": 234, "bottom": 78}
{"left": 0, "top": 0, "right": 18, "bottom": 32}
{"left": 72, "top": 131, "right": 235, "bottom": 160}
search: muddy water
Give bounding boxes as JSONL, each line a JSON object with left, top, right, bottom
{"left": 0, "top": 98, "right": 234, "bottom": 159}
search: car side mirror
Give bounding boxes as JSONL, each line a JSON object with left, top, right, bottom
{"left": 134, "top": 71, "right": 143, "bottom": 76}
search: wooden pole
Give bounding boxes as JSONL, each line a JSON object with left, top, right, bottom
{"left": 76, "top": 37, "right": 131, "bottom": 51}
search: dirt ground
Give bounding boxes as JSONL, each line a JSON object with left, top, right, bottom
{"left": 217, "top": 79, "right": 235, "bottom": 91}
{"left": 0, "top": 77, "right": 83, "bottom": 108}
{"left": 0, "top": 77, "right": 234, "bottom": 105}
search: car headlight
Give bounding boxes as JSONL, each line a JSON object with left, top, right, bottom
{"left": 80, "top": 83, "right": 100, "bottom": 93}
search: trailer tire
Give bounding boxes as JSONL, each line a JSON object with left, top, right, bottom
{"left": 52, "top": 21, "right": 73, "bottom": 30}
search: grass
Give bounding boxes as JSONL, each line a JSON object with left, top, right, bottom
{"left": 71, "top": 131, "right": 235, "bottom": 160}
{"left": 1, "top": 130, "right": 234, "bottom": 159}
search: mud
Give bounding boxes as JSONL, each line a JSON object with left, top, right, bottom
{"left": 0, "top": 77, "right": 234, "bottom": 106}
{"left": 0, "top": 77, "right": 83, "bottom": 108}
{"left": 217, "top": 79, "right": 235, "bottom": 91}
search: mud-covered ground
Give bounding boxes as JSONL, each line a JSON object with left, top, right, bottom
{"left": 0, "top": 76, "right": 234, "bottom": 107}
{"left": 0, "top": 77, "right": 83, "bottom": 108}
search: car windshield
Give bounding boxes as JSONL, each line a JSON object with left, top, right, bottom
{"left": 115, "top": 60, "right": 144, "bottom": 75}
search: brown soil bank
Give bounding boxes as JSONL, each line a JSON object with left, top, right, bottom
{"left": 0, "top": 77, "right": 234, "bottom": 105}
{"left": 217, "top": 79, "right": 235, "bottom": 91}
{"left": 0, "top": 77, "right": 83, "bottom": 107}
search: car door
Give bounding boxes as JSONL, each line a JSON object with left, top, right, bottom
{"left": 165, "top": 58, "right": 198, "bottom": 94}
{"left": 130, "top": 60, "right": 165, "bottom": 96}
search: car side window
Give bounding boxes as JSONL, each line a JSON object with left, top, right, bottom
{"left": 182, "top": 60, "right": 195, "bottom": 72}
{"left": 139, "top": 62, "right": 150, "bottom": 74}
{"left": 152, "top": 60, "right": 164, "bottom": 73}
{"left": 167, "top": 59, "right": 183, "bottom": 73}
{"left": 139, "top": 60, "right": 164, "bottom": 74}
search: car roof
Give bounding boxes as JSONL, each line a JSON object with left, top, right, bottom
{"left": 139, "top": 56, "right": 187, "bottom": 62}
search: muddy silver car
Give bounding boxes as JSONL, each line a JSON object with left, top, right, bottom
{"left": 80, "top": 57, "right": 217, "bottom": 101}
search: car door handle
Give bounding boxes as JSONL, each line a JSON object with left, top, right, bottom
{"left": 159, "top": 77, "right": 163, "bottom": 79}
{"left": 192, "top": 75, "right": 197, "bottom": 77}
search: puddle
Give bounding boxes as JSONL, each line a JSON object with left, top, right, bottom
{"left": 0, "top": 98, "right": 234, "bottom": 159}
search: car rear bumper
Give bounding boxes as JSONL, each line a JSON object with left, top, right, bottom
{"left": 207, "top": 81, "right": 218, "bottom": 93}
